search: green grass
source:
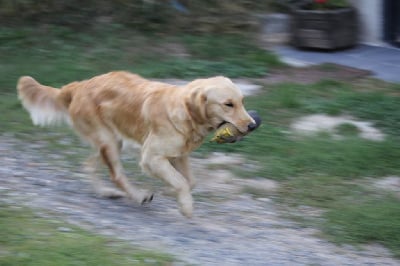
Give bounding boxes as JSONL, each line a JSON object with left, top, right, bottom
{"left": 334, "top": 123, "right": 360, "bottom": 136}
{"left": 0, "top": 26, "right": 281, "bottom": 91}
{"left": 0, "top": 203, "right": 174, "bottom": 266}
{"left": 324, "top": 196, "right": 400, "bottom": 257}
{"left": 280, "top": 175, "right": 400, "bottom": 257}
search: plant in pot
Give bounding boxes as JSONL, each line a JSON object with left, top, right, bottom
{"left": 290, "top": 0, "right": 358, "bottom": 50}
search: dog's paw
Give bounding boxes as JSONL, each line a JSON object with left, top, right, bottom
{"left": 179, "top": 203, "right": 193, "bottom": 218}
{"left": 126, "top": 189, "right": 154, "bottom": 205}
{"left": 141, "top": 193, "right": 154, "bottom": 205}
{"left": 178, "top": 193, "right": 193, "bottom": 218}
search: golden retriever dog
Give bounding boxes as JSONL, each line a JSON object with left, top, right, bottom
{"left": 17, "top": 71, "right": 256, "bottom": 217}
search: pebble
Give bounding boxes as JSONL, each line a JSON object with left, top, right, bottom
{"left": 0, "top": 136, "right": 399, "bottom": 266}
{"left": 57, "top": 226, "right": 73, "bottom": 232}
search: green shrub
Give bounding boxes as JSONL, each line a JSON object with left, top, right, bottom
{"left": 0, "top": 0, "right": 273, "bottom": 33}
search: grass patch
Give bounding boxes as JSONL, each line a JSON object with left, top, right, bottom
{"left": 0, "top": 203, "right": 174, "bottom": 266}
{"left": 279, "top": 175, "right": 360, "bottom": 209}
{"left": 324, "top": 196, "right": 400, "bottom": 257}
{"left": 0, "top": 26, "right": 281, "bottom": 91}
{"left": 334, "top": 123, "right": 360, "bottom": 136}
{"left": 0, "top": 93, "right": 32, "bottom": 134}
{"left": 280, "top": 175, "right": 400, "bottom": 257}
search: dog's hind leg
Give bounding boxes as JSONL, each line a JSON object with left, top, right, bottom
{"left": 99, "top": 142, "right": 154, "bottom": 205}
{"left": 84, "top": 152, "right": 126, "bottom": 198}
{"left": 72, "top": 111, "right": 153, "bottom": 204}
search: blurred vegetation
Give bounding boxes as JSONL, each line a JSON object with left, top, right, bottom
{"left": 0, "top": 0, "right": 273, "bottom": 33}
{"left": 274, "top": 0, "right": 351, "bottom": 11}
{"left": 0, "top": 25, "right": 281, "bottom": 82}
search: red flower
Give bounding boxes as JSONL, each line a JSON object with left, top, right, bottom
{"left": 315, "top": 0, "right": 327, "bottom": 3}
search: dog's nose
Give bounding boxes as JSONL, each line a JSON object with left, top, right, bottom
{"left": 248, "top": 122, "right": 257, "bottom": 131}
{"left": 247, "top": 110, "right": 261, "bottom": 132}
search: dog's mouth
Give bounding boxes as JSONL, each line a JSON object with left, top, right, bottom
{"left": 216, "top": 120, "right": 245, "bottom": 133}
{"left": 217, "top": 120, "right": 227, "bottom": 128}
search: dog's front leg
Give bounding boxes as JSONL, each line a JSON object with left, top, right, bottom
{"left": 170, "top": 156, "right": 196, "bottom": 190}
{"left": 141, "top": 153, "right": 193, "bottom": 218}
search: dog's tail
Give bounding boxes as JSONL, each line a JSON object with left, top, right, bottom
{"left": 17, "top": 76, "right": 71, "bottom": 126}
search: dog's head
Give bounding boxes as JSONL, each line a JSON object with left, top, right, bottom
{"left": 185, "top": 76, "right": 256, "bottom": 134}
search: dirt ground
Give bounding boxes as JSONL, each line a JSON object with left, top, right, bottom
{"left": 260, "top": 63, "right": 372, "bottom": 85}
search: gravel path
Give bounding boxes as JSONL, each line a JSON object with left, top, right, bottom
{"left": 1, "top": 136, "right": 399, "bottom": 266}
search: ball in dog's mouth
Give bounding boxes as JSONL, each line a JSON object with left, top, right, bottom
{"left": 210, "top": 110, "right": 261, "bottom": 144}
{"left": 247, "top": 110, "right": 262, "bottom": 131}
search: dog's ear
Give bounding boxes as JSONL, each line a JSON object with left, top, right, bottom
{"left": 185, "top": 89, "right": 208, "bottom": 124}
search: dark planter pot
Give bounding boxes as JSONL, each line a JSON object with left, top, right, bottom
{"left": 291, "top": 7, "right": 358, "bottom": 50}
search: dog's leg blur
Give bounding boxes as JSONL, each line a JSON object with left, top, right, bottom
{"left": 142, "top": 152, "right": 193, "bottom": 218}
{"left": 170, "top": 156, "right": 196, "bottom": 190}
{"left": 84, "top": 152, "right": 126, "bottom": 198}
{"left": 100, "top": 143, "right": 154, "bottom": 204}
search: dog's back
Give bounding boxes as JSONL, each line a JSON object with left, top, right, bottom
{"left": 17, "top": 71, "right": 179, "bottom": 144}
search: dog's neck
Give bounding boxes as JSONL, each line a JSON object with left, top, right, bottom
{"left": 183, "top": 124, "right": 212, "bottom": 152}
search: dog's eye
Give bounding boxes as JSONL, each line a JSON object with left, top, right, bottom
{"left": 224, "top": 102, "right": 234, "bottom": 108}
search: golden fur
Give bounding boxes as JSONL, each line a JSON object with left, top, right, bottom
{"left": 17, "top": 71, "right": 255, "bottom": 217}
